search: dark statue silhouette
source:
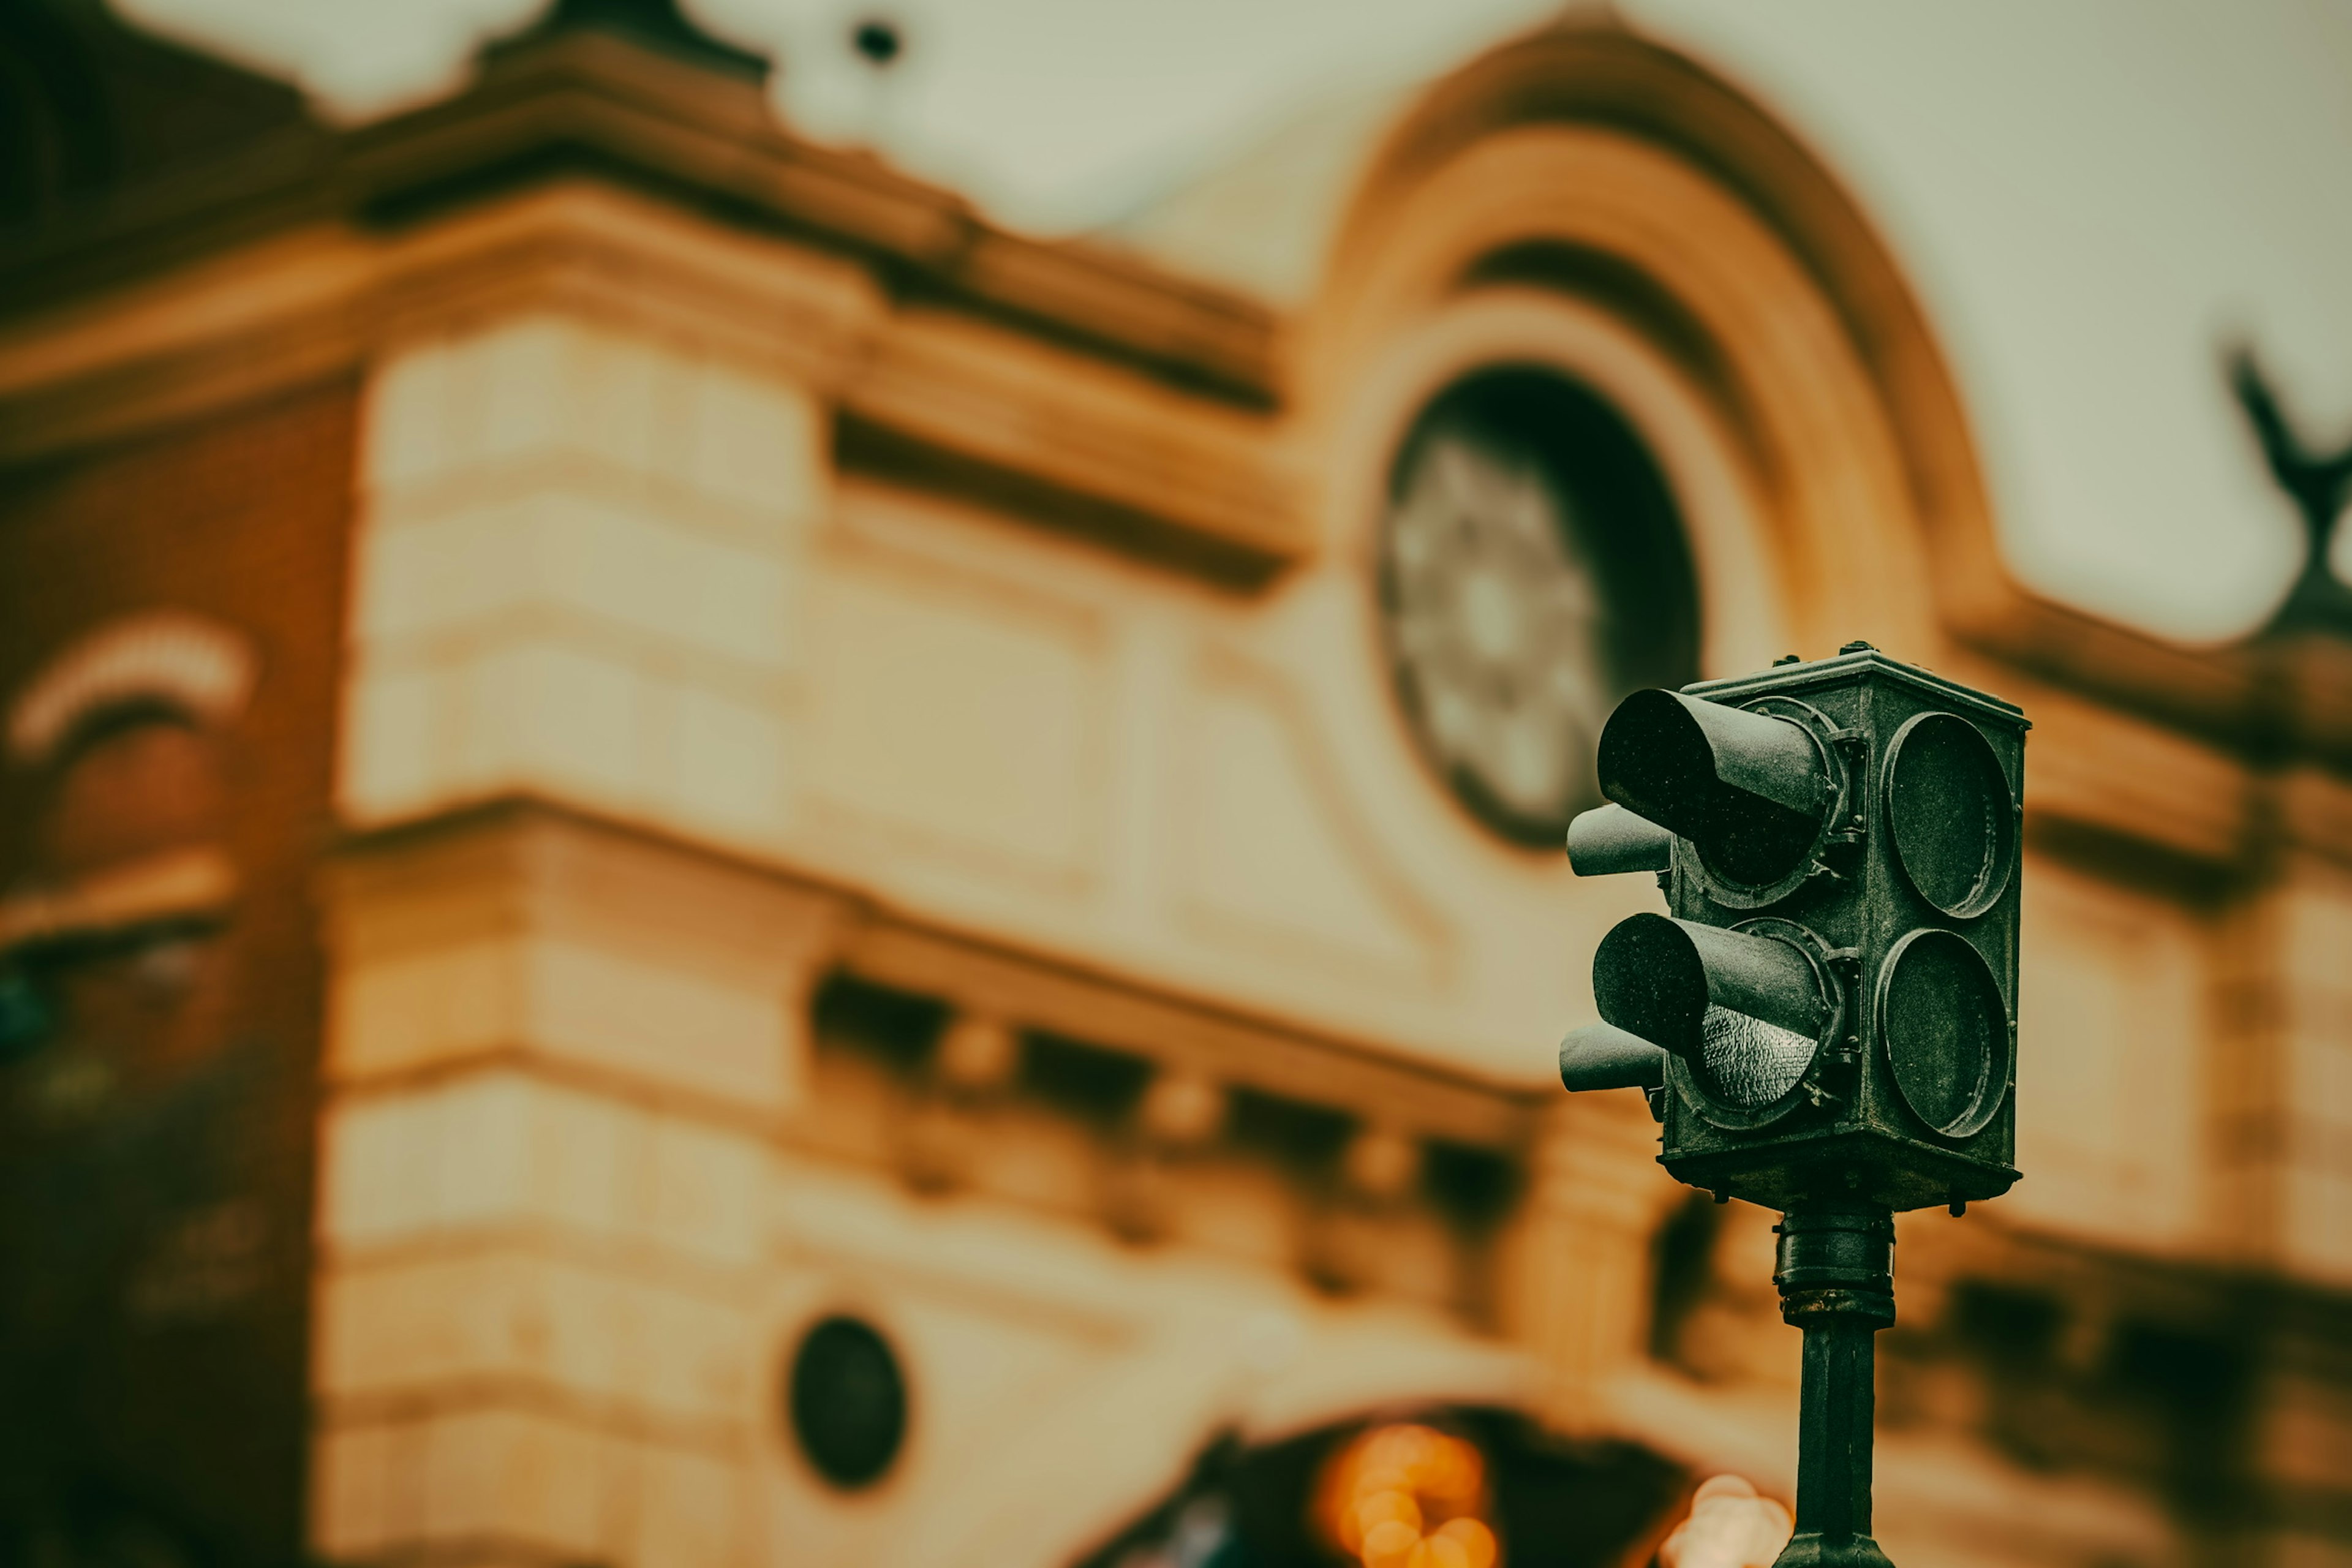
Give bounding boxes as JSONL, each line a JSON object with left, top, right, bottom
{"left": 2234, "top": 350, "right": 2352, "bottom": 638}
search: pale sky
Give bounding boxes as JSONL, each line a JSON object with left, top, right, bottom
{"left": 117, "top": 0, "right": 2352, "bottom": 644}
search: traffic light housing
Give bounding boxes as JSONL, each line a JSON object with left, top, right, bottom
{"left": 1560, "top": 646, "right": 2025, "bottom": 1214}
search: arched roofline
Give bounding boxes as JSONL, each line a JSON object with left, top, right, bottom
{"left": 1321, "top": 20, "right": 2346, "bottom": 767}
{"left": 1316, "top": 20, "right": 2003, "bottom": 657}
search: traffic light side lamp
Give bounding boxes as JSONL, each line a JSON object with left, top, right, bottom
{"left": 1558, "top": 643, "right": 2027, "bottom": 1568}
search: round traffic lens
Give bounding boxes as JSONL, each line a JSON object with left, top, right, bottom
{"left": 1875, "top": 927, "right": 2008, "bottom": 1137}
{"left": 1884, "top": 712, "right": 2015, "bottom": 918}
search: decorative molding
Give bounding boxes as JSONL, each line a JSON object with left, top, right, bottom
{"left": 328, "top": 796, "right": 1539, "bottom": 1154}
{"left": 1, "top": 26, "right": 1276, "bottom": 404}
{"left": 0, "top": 844, "right": 238, "bottom": 949}
{"left": 0, "top": 173, "right": 1303, "bottom": 582}
{"left": 1335, "top": 25, "right": 1996, "bottom": 628}
{"left": 7, "top": 609, "right": 257, "bottom": 764}
{"left": 0, "top": 21, "right": 1298, "bottom": 582}
{"left": 840, "top": 916, "right": 1529, "bottom": 1153}
{"left": 839, "top": 308, "right": 1302, "bottom": 583}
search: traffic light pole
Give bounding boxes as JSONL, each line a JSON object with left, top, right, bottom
{"left": 1773, "top": 1204, "right": 1897, "bottom": 1568}
{"left": 1560, "top": 654, "right": 2029, "bottom": 1566}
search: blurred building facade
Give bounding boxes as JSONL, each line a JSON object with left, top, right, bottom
{"left": 1, "top": 2, "right": 2349, "bottom": 1567}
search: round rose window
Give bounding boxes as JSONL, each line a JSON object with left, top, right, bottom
{"left": 1378, "top": 368, "right": 1700, "bottom": 845}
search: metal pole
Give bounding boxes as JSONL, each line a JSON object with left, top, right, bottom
{"left": 1771, "top": 1204, "right": 1897, "bottom": 1568}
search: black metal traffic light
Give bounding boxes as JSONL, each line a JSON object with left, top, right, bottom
{"left": 1556, "top": 644, "right": 2026, "bottom": 1568}
{"left": 1562, "top": 644, "right": 2023, "bottom": 1213}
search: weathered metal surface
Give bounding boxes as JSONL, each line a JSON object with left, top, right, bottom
{"left": 1570, "top": 644, "right": 2027, "bottom": 1214}
{"left": 1558, "top": 645, "right": 2030, "bottom": 1568}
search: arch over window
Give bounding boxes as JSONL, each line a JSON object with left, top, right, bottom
{"left": 9, "top": 611, "right": 255, "bottom": 769}
{"left": 1, "top": 612, "right": 249, "bottom": 963}
{"left": 1306, "top": 21, "right": 2005, "bottom": 667}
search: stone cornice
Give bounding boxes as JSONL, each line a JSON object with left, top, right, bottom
{"left": 0, "top": 21, "right": 1303, "bottom": 581}
{"left": 1, "top": 28, "right": 1277, "bottom": 405}
{"left": 0, "top": 177, "right": 1304, "bottom": 578}
{"left": 326, "top": 795, "right": 1542, "bottom": 1153}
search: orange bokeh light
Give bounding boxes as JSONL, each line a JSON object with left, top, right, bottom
{"left": 1317, "top": 1423, "right": 1500, "bottom": 1568}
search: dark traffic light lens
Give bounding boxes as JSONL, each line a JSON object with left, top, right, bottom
{"left": 1885, "top": 712, "right": 2015, "bottom": 918}
{"left": 1876, "top": 928, "right": 2008, "bottom": 1137}
{"left": 1700, "top": 802, "right": 1822, "bottom": 889}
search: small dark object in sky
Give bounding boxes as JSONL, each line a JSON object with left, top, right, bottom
{"left": 853, "top": 18, "right": 903, "bottom": 67}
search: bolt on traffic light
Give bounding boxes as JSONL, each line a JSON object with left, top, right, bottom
{"left": 1559, "top": 644, "right": 2026, "bottom": 1215}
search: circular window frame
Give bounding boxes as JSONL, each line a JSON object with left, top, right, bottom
{"left": 1327, "top": 289, "right": 1792, "bottom": 852}
{"left": 1375, "top": 363, "right": 1702, "bottom": 845}
{"left": 782, "top": 1311, "right": 911, "bottom": 1492}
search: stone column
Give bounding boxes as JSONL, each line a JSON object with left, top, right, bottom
{"left": 316, "top": 303, "right": 849, "bottom": 1568}
{"left": 1502, "top": 1089, "right": 1673, "bottom": 1432}
{"left": 341, "top": 311, "right": 827, "bottom": 858}
{"left": 309, "top": 805, "right": 846, "bottom": 1568}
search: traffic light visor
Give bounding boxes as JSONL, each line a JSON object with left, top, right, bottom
{"left": 1565, "top": 803, "right": 1673, "bottom": 875}
{"left": 1594, "top": 913, "right": 1831, "bottom": 1112}
{"left": 1596, "top": 690, "right": 1831, "bottom": 888}
{"left": 1559, "top": 1022, "right": 1668, "bottom": 1092}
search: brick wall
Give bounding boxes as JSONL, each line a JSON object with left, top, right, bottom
{"left": 0, "top": 381, "right": 358, "bottom": 1566}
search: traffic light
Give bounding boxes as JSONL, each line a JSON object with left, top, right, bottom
{"left": 1559, "top": 644, "right": 2025, "bottom": 1215}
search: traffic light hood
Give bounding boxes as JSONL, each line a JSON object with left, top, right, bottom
{"left": 1596, "top": 688, "right": 1832, "bottom": 888}
{"left": 1556, "top": 647, "right": 2027, "bottom": 1214}
{"left": 1558, "top": 1022, "right": 1668, "bottom": 1093}
{"left": 1563, "top": 802, "right": 1673, "bottom": 875}
{"left": 1593, "top": 913, "right": 1830, "bottom": 1058}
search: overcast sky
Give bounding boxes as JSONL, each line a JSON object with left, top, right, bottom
{"left": 117, "top": 0, "right": 1569, "bottom": 228}
{"left": 116, "top": 0, "right": 2352, "bottom": 644}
